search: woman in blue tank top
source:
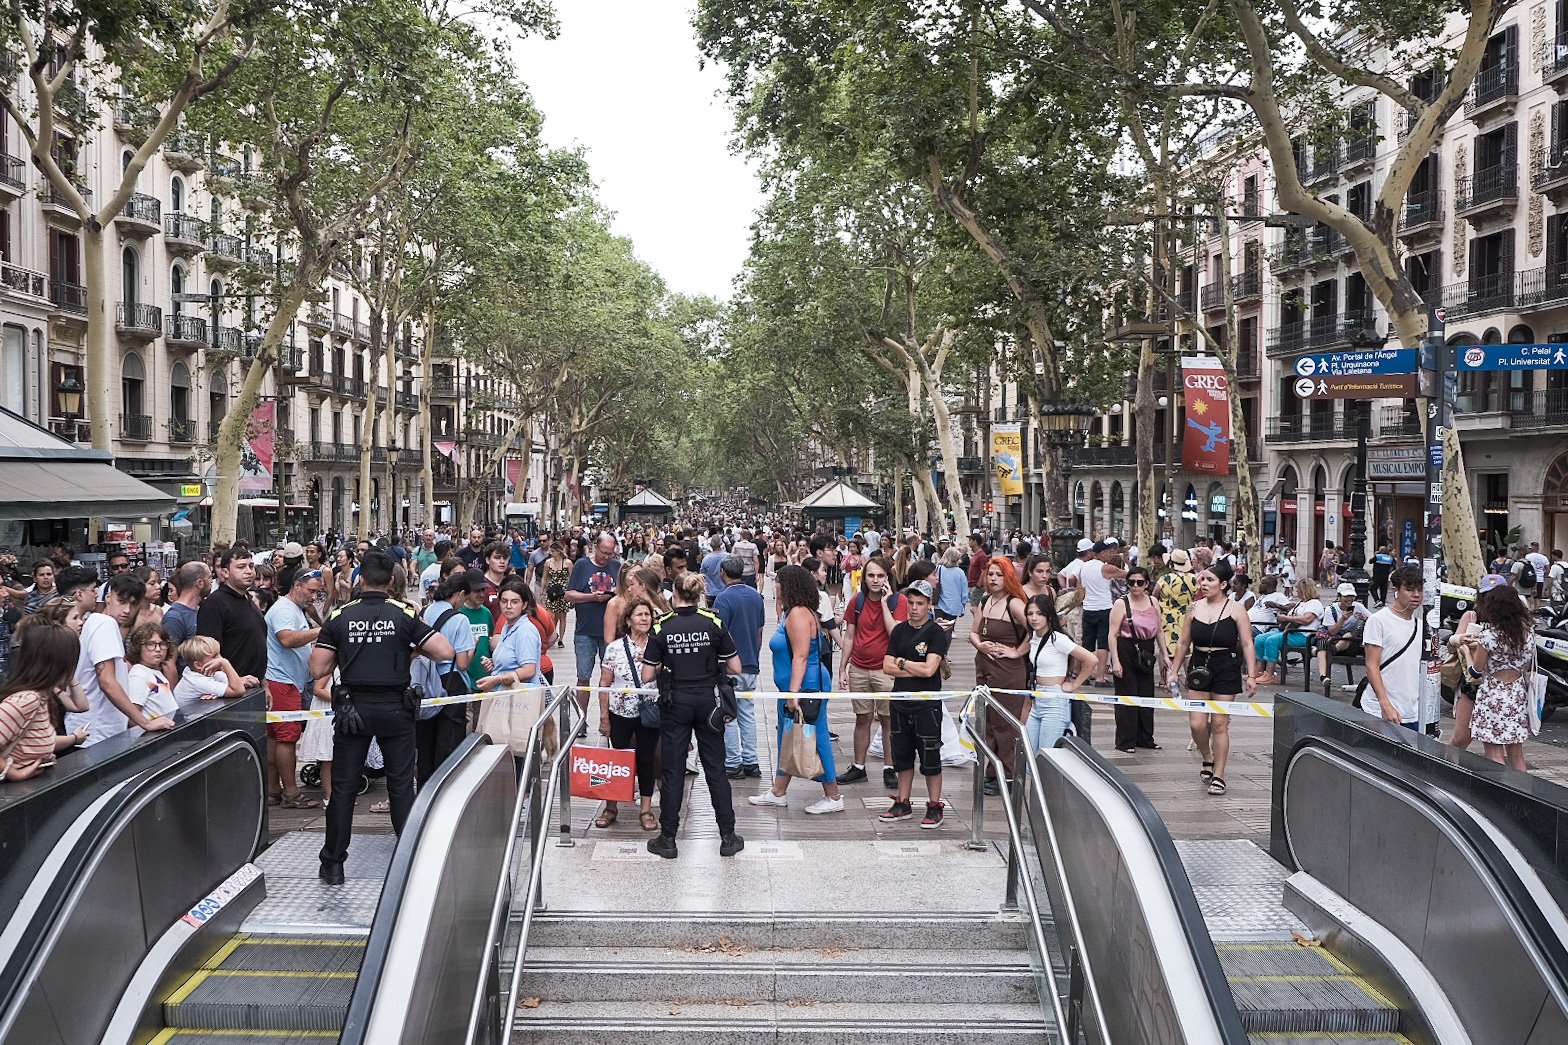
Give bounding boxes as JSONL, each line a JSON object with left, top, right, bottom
{"left": 746, "top": 566, "right": 845, "bottom": 814}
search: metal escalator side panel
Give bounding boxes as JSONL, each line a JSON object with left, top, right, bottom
{"left": 340, "top": 736, "right": 516, "bottom": 1045}
{"left": 1041, "top": 738, "right": 1249, "bottom": 1045}
{"left": 1283, "top": 741, "right": 1568, "bottom": 1045}
{"left": 0, "top": 733, "right": 264, "bottom": 1045}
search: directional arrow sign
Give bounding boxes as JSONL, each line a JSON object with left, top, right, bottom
{"left": 1292, "top": 348, "right": 1417, "bottom": 378}
{"left": 1454, "top": 342, "right": 1568, "bottom": 371}
{"left": 1293, "top": 374, "right": 1419, "bottom": 399}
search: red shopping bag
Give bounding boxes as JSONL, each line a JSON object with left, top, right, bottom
{"left": 568, "top": 744, "right": 636, "bottom": 803}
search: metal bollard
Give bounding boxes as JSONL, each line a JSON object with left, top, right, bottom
{"left": 556, "top": 688, "right": 576, "bottom": 848}
{"left": 967, "top": 693, "right": 989, "bottom": 851}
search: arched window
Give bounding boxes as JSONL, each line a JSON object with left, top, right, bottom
{"left": 1110, "top": 481, "right": 1126, "bottom": 536}
{"left": 171, "top": 265, "right": 185, "bottom": 316}
{"left": 121, "top": 247, "right": 138, "bottom": 305}
{"left": 121, "top": 352, "right": 145, "bottom": 418}
{"left": 170, "top": 175, "right": 184, "bottom": 213}
{"left": 210, "top": 197, "right": 222, "bottom": 227}
{"left": 121, "top": 149, "right": 133, "bottom": 175}
{"left": 170, "top": 362, "right": 191, "bottom": 423}
{"left": 209, "top": 370, "right": 227, "bottom": 431}
{"left": 1311, "top": 465, "right": 1328, "bottom": 500}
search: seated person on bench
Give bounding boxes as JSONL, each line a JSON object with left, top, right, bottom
{"left": 1316, "top": 582, "right": 1370, "bottom": 689}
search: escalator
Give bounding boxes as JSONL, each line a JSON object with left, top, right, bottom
{"left": 961, "top": 692, "right": 1568, "bottom": 1045}
{"left": 0, "top": 726, "right": 519, "bottom": 1045}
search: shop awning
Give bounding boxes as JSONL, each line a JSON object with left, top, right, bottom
{"left": 0, "top": 410, "right": 175, "bottom": 520}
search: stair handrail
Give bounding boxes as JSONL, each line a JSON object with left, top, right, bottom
{"left": 478, "top": 683, "right": 586, "bottom": 1045}
{"left": 955, "top": 689, "right": 1075, "bottom": 1041}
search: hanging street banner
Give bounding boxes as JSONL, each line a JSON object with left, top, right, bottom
{"left": 1292, "top": 374, "right": 1419, "bottom": 399}
{"left": 239, "top": 401, "right": 275, "bottom": 492}
{"left": 1454, "top": 342, "right": 1568, "bottom": 371}
{"left": 505, "top": 456, "right": 525, "bottom": 497}
{"left": 992, "top": 423, "right": 1023, "bottom": 496}
{"left": 1181, "top": 355, "right": 1231, "bottom": 476}
{"left": 1292, "top": 347, "right": 1417, "bottom": 377}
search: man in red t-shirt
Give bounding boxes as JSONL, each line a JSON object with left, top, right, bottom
{"left": 835, "top": 557, "right": 910, "bottom": 789}
{"left": 964, "top": 534, "right": 991, "bottom": 608}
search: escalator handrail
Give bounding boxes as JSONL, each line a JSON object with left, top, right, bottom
{"left": 1056, "top": 733, "right": 1251, "bottom": 1044}
{"left": 1285, "top": 735, "right": 1568, "bottom": 1001}
{"left": 0, "top": 731, "right": 263, "bottom": 1025}
{"left": 338, "top": 729, "right": 496, "bottom": 1044}
{"left": 497, "top": 688, "right": 587, "bottom": 1045}
{"left": 467, "top": 683, "right": 581, "bottom": 1044}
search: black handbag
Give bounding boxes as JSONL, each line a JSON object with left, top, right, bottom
{"left": 626, "top": 636, "right": 661, "bottom": 728}
{"left": 797, "top": 697, "right": 824, "bottom": 723}
{"left": 707, "top": 675, "right": 739, "bottom": 731}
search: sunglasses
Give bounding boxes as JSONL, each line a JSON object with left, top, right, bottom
{"left": 1127, "top": 579, "right": 1148, "bottom": 587}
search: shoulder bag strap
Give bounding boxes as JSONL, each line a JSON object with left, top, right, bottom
{"left": 1382, "top": 618, "right": 1420, "bottom": 668}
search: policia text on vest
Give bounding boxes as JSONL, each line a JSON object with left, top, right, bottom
{"left": 307, "top": 550, "right": 455, "bottom": 885}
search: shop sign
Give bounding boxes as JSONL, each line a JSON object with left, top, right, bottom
{"left": 180, "top": 484, "right": 203, "bottom": 498}
{"left": 1367, "top": 447, "right": 1425, "bottom": 480}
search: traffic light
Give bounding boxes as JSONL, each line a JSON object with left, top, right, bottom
{"left": 984, "top": 501, "right": 994, "bottom": 514}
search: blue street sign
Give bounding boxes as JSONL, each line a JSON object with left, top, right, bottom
{"left": 1454, "top": 342, "right": 1568, "bottom": 371}
{"left": 1292, "top": 348, "right": 1417, "bottom": 378}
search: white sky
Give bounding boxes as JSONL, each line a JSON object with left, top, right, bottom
{"left": 506, "top": 0, "right": 764, "bottom": 301}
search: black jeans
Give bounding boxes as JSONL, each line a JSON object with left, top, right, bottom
{"left": 321, "top": 700, "right": 417, "bottom": 865}
{"left": 890, "top": 700, "right": 944, "bottom": 777}
{"left": 658, "top": 691, "right": 734, "bottom": 838}
{"left": 414, "top": 704, "right": 468, "bottom": 786}
{"left": 610, "top": 710, "right": 660, "bottom": 797}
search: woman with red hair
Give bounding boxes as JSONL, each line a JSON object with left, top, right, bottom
{"left": 969, "top": 557, "right": 1032, "bottom": 794}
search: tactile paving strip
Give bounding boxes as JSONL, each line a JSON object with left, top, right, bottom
{"left": 254, "top": 831, "right": 395, "bottom": 879}
{"left": 241, "top": 878, "right": 383, "bottom": 934}
{"left": 1175, "top": 839, "right": 1308, "bottom": 940}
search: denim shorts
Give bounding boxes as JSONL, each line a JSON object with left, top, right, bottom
{"left": 573, "top": 632, "right": 607, "bottom": 682}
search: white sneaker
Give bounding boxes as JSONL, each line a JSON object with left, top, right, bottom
{"left": 747, "top": 791, "right": 788, "bottom": 807}
{"left": 804, "top": 797, "right": 845, "bottom": 815}
{"left": 686, "top": 751, "right": 700, "bottom": 773}
{"left": 1340, "top": 682, "right": 1360, "bottom": 692}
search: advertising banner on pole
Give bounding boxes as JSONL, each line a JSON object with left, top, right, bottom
{"left": 1180, "top": 356, "right": 1231, "bottom": 476}
{"left": 992, "top": 423, "right": 1023, "bottom": 496}
{"left": 504, "top": 456, "right": 524, "bottom": 496}
{"left": 239, "top": 401, "right": 275, "bottom": 492}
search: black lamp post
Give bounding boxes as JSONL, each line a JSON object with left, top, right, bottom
{"left": 1340, "top": 406, "right": 1373, "bottom": 603}
{"left": 1038, "top": 402, "right": 1096, "bottom": 555}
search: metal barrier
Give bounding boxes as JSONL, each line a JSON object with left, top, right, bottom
{"left": 0, "top": 733, "right": 264, "bottom": 1045}
{"left": 458, "top": 684, "right": 586, "bottom": 1045}
{"left": 1282, "top": 738, "right": 1568, "bottom": 1045}
{"left": 339, "top": 733, "right": 517, "bottom": 1045}
{"left": 961, "top": 689, "right": 1248, "bottom": 1045}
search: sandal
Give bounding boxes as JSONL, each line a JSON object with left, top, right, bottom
{"left": 371, "top": 799, "right": 391, "bottom": 813}
{"left": 279, "top": 793, "right": 319, "bottom": 809}
{"left": 594, "top": 807, "right": 618, "bottom": 829}
{"left": 266, "top": 793, "right": 283, "bottom": 807}
{"left": 639, "top": 811, "right": 658, "bottom": 831}
{"left": 1199, "top": 761, "right": 1215, "bottom": 783}
{"left": 1207, "top": 776, "right": 1227, "bottom": 796}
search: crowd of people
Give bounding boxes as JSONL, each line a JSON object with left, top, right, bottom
{"left": 0, "top": 510, "right": 1546, "bottom": 870}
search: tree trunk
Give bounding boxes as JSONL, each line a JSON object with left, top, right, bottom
{"left": 419, "top": 311, "right": 435, "bottom": 521}
{"left": 82, "top": 226, "right": 113, "bottom": 451}
{"left": 1216, "top": 212, "right": 1259, "bottom": 567}
{"left": 1134, "top": 328, "right": 1158, "bottom": 546}
{"left": 213, "top": 283, "right": 312, "bottom": 544}
{"left": 358, "top": 355, "right": 378, "bottom": 537}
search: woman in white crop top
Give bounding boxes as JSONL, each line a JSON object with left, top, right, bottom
{"left": 1023, "top": 594, "right": 1097, "bottom": 752}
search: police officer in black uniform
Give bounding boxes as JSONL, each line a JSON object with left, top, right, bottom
{"left": 309, "top": 549, "right": 454, "bottom": 884}
{"left": 640, "top": 572, "right": 744, "bottom": 859}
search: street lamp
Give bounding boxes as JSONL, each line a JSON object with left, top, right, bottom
{"left": 56, "top": 375, "right": 84, "bottom": 418}
{"left": 1036, "top": 402, "right": 1097, "bottom": 445}
{"left": 388, "top": 442, "right": 401, "bottom": 469}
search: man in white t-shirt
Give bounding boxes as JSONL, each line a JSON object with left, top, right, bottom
{"left": 1079, "top": 539, "right": 1126, "bottom": 685}
{"left": 419, "top": 539, "right": 451, "bottom": 600}
{"left": 1550, "top": 550, "right": 1566, "bottom": 605}
{"left": 66, "top": 574, "right": 173, "bottom": 746}
{"left": 1360, "top": 565, "right": 1426, "bottom": 730}
{"left": 1526, "top": 542, "right": 1551, "bottom": 603}
{"left": 1058, "top": 538, "right": 1094, "bottom": 589}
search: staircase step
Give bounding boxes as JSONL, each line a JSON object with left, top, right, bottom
{"left": 162, "top": 934, "right": 363, "bottom": 1032}
{"left": 527, "top": 910, "right": 1029, "bottom": 951}
{"left": 513, "top": 1000, "right": 1053, "bottom": 1044}
{"left": 1216, "top": 944, "right": 1401, "bottom": 1036}
{"left": 520, "top": 951, "right": 1036, "bottom": 1005}
{"left": 1247, "top": 1035, "right": 1415, "bottom": 1044}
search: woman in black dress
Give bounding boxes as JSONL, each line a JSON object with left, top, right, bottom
{"left": 1173, "top": 560, "right": 1257, "bottom": 796}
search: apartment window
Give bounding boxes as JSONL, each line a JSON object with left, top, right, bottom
{"left": 1469, "top": 228, "right": 1515, "bottom": 302}
{"left": 1242, "top": 174, "right": 1260, "bottom": 216}
{"left": 1346, "top": 101, "right": 1376, "bottom": 161}
{"left": 1549, "top": 214, "right": 1568, "bottom": 284}
{"left": 0, "top": 208, "right": 9, "bottom": 263}
{"left": 171, "top": 265, "right": 185, "bottom": 316}
{"left": 1242, "top": 240, "right": 1260, "bottom": 274}
{"left": 309, "top": 406, "right": 319, "bottom": 442}
{"left": 170, "top": 362, "right": 191, "bottom": 422}
{"left": 1344, "top": 273, "right": 1372, "bottom": 321}
{"left": 1347, "top": 181, "right": 1371, "bottom": 224}
{"left": 1310, "top": 279, "right": 1338, "bottom": 338}
{"left": 1475, "top": 25, "right": 1519, "bottom": 101}
{"left": 209, "top": 371, "right": 226, "bottom": 426}
{"left": 331, "top": 412, "right": 341, "bottom": 445}
{"left": 120, "top": 246, "right": 139, "bottom": 306}
{"left": 121, "top": 352, "right": 145, "bottom": 417}
{"left": 1239, "top": 316, "right": 1258, "bottom": 370}
{"left": 1553, "top": 101, "right": 1568, "bottom": 166}
{"left": 1, "top": 325, "right": 26, "bottom": 416}
{"left": 1405, "top": 249, "right": 1441, "bottom": 299}
{"left": 171, "top": 176, "right": 184, "bottom": 213}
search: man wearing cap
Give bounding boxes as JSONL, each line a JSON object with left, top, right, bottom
{"left": 879, "top": 579, "right": 951, "bottom": 829}
{"left": 1059, "top": 538, "right": 1095, "bottom": 589}
{"left": 1315, "top": 582, "right": 1370, "bottom": 690}
{"left": 1079, "top": 538, "right": 1127, "bottom": 686}
{"left": 276, "top": 541, "right": 307, "bottom": 595}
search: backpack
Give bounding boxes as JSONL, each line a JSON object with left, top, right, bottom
{"left": 852, "top": 591, "right": 903, "bottom": 619}
{"left": 1519, "top": 559, "right": 1539, "bottom": 588}
{"left": 413, "top": 605, "right": 471, "bottom": 719}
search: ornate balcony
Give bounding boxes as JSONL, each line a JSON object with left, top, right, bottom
{"left": 1399, "top": 190, "right": 1445, "bottom": 241}
{"left": 165, "top": 314, "right": 208, "bottom": 350}
{"left": 168, "top": 418, "right": 197, "bottom": 444}
{"left": 1464, "top": 62, "right": 1519, "bottom": 121}
{"left": 113, "top": 192, "right": 162, "bottom": 236}
{"left": 164, "top": 213, "right": 207, "bottom": 254}
{"left": 1455, "top": 163, "right": 1518, "bottom": 220}
{"left": 115, "top": 301, "right": 162, "bottom": 341}
{"left": 0, "top": 260, "right": 48, "bottom": 301}
{"left": 0, "top": 152, "right": 24, "bottom": 197}
{"left": 120, "top": 414, "right": 152, "bottom": 441}
{"left": 162, "top": 131, "right": 206, "bottom": 173}
{"left": 208, "top": 232, "right": 245, "bottom": 266}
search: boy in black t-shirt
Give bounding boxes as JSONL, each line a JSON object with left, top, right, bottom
{"left": 879, "top": 580, "right": 951, "bottom": 829}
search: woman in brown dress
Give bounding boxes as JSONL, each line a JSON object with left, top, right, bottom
{"left": 968, "top": 557, "right": 1032, "bottom": 795}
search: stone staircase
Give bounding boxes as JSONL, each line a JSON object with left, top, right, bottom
{"left": 511, "top": 909, "right": 1054, "bottom": 1043}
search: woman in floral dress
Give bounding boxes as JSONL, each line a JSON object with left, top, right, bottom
{"left": 542, "top": 542, "right": 572, "bottom": 646}
{"left": 1460, "top": 586, "right": 1532, "bottom": 771}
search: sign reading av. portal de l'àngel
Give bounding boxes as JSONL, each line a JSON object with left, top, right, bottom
{"left": 1292, "top": 347, "right": 1417, "bottom": 378}
{"left": 1454, "top": 342, "right": 1568, "bottom": 371}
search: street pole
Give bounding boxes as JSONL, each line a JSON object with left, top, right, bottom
{"left": 1419, "top": 308, "right": 1449, "bottom": 735}
{"left": 1341, "top": 405, "right": 1372, "bottom": 603}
